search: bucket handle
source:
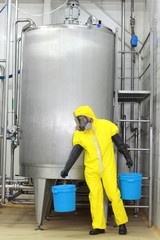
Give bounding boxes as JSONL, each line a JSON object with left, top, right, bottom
{"left": 54, "top": 175, "right": 71, "bottom": 186}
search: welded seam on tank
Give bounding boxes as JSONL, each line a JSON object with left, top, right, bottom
{"left": 93, "top": 127, "right": 103, "bottom": 174}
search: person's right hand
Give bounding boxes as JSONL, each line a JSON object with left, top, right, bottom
{"left": 61, "top": 169, "right": 68, "bottom": 178}
{"left": 126, "top": 157, "right": 133, "bottom": 168}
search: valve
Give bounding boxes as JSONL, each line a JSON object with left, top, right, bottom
{"left": 65, "top": 0, "right": 80, "bottom": 24}
{"left": 7, "top": 125, "right": 19, "bottom": 147}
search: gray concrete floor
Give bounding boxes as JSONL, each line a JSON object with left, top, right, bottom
{"left": 0, "top": 204, "right": 160, "bottom": 240}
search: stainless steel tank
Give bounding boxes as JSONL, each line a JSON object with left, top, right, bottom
{"left": 19, "top": 24, "right": 115, "bottom": 180}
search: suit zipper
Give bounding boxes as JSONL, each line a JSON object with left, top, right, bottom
{"left": 93, "top": 127, "right": 103, "bottom": 173}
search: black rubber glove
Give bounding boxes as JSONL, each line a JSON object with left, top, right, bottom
{"left": 61, "top": 144, "right": 83, "bottom": 178}
{"left": 61, "top": 169, "right": 68, "bottom": 178}
{"left": 112, "top": 133, "right": 133, "bottom": 168}
{"left": 126, "top": 157, "right": 133, "bottom": 168}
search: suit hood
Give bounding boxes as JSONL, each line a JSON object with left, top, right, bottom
{"left": 74, "top": 106, "right": 96, "bottom": 119}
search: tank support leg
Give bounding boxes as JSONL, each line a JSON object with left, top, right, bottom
{"left": 35, "top": 226, "right": 44, "bottom": 231}
{"left": 45, "top": 191, "right": 54, "bottom": 220}
{"left": 34, "top": 178, "right": 54, "bottom": 229}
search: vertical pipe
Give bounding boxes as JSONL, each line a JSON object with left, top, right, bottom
{"left": 17, "top": 37, "right": 21, "bottom": 126}
{"left": 10, "top": 143, "right": 14, "bottom": 180}
{"left": 149, "top": 28, "right": 153, "bottom": 228}
{"left": 43, "top": 0, "right": 52, "bottom": 25}
{"left": 14, "top": 0, "right": 19, "bottom": 126}
{"left": 134, "top": 128, "right": 138, "bottom": 173}
{"left": 138, "top": 104, "right": 141, "bottom": 173}
{"left": 11, "top": 38, "right": 21, "bottom": 180}
{"left": 123, "top": 115, "right": 126, "bottom": 143}
{"left": 13, "top": 19, "right": 35, "bottom": 127}
{"left": 138, "top": 53, "right": 141, "bottom": 90}
{"left": 121, "top": 0, "right": 125, "bottom": 141}
{"left": 114, "top": 28, "right": 119, "bottom": 125}
{"left": 0, "top": 66, "right": 5, "bottom": 133}
{"left": 131, "top": 0, "right": 134, "bottom": 33}
{"left": 121, "top": 0, "right": 125, "bottom": 91}
{"left": 121, "top": 0, "right": 125, "bottom": 90}
{"left": 134, "top": 128, "right": 139, "bottom": 216}
{"left": 0, "top": 61, "right": 7, "bottom": 179}
{"left": 0, "top": 65, "right": 5, "bottom": 176}
{"left": 138, "top": 54, "right": 141, "bottom": 204}
{"left": 114, "top": 28, "right": 119, "bottom": 171}
{"left": 138, "top": 54, "right": 141, "bottom": 182}
{"left": 130, "top": 0, "right": 135, "bottom": 132}
{"left": 11, "top": 18, "right": 35, "bottom": 181}
{"left": 12, "top": 0, "right": 19, "bottom": 126}
{"left": 2, "top": 0, "right": 12, "bottom": 205}
{"left": 10, "top": 0, "right": 18, "bottom": 182}
{"left": 15, "top": 1, "right": 18, "bottom": 21}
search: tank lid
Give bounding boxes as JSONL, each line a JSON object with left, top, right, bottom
{"left": 25, "top": 23, "right": 114, "bottom": 35}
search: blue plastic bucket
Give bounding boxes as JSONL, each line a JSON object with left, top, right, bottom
{"left": 52, "top": 184, "right": 76, "bottom": 212}
{"left": 119, "top": 173, "right": 142, "bottom": 200}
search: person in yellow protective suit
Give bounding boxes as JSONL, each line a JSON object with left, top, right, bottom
{"left": 61, "top": 106, "right": 133, "bottom": 235}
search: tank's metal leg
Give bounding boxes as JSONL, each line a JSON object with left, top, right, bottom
{"left": 34, "top": 178, "right": 54, "bottom": 229}
{"left": 113, "top": 216, "right": 117, "bottom": 227}
{"left": 134, "top": 200, "right": 139, "bottom": 217}
{"left": 35, "top": 226, "right": 44, "bottom": 231}
{"left": 45, "top": 190, "right": 54, "bottom": 220}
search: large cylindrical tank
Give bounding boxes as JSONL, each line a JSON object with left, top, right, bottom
{"left": 19, "top": 24, "right": 115, "bottom": 179}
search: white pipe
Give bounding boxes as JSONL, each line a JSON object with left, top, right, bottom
{"left": 16, "top": 37, "right": 21, "bottom": 126}
{"left": 15, "top": 0, "right": 18, "bottom": 18}
{"left": 0, "top": 184, "right": 33, "bottom": 190}
{"left": 12, "top": 0, "right": 19, "bottom": 125}
{"left": 121, "top": 0, "right": 125, "bottom": 141}
{"left": 130, "top": 0, "right": 135, "bottom": 132}
{"left": 0, "top": 65, "right": 4, "bottom": 176}
{"left": 43, "top": 0, "right": 52, "bottom": 25}
{"left": 10, "top": 18, "right": 35, "bottom": 183}
{"left": 11, "top": 199, "right": 35, "bottom": 205}
{"left": 13, "top": 18, "right": 35, "bottom": 127}
{"left": 0, "top": 65, "right": 5, "bottom": 133}
{"left": 121, "top": 0, "right": 125, "bottom": 91}
{"left": 11, "top": 0, "right": 18, "bottom": 181}
{"left": 1, "top": 178, "right": 29, "bottom": 184}
{"left": 2, "top": 0, "right": 12, "bottom": 205}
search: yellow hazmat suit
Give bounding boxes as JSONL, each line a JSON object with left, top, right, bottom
{"left": 73, "top": 106, "right": 128, "bottom": 229}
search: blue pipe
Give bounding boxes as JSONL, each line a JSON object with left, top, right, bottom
{"left": 0, "top": 70, "right": 20, "bottom": 80}
{"left": 0, "top": 4, "right": 7, "bottom": 14}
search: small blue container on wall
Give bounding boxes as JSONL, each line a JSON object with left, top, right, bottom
{"left": 131, "top": 35, "right": 138, "bottom": 47}
{"left": 52, "top": 184, "right": 77, "bottom": 212}
{"left": 119, "top": 173, "right": 142, "bottom": 200}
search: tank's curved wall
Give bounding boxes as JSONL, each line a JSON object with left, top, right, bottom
{"left": 19, "top": 24, "right": 115, "bottom": 179}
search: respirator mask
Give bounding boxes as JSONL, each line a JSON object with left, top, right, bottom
{"left": 76, "top": 115, "right": 92, "bottom": 131}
